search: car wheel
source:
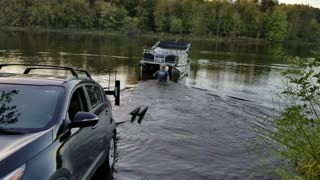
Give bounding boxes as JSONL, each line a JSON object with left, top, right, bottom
{"left": 104, "top": 134, "right": 116, "bottom": 171}
{"left": 49, "top": 169, "right": 71, "bottom": 180}
{"left": 56, "top": 178, "right": 68, "bottom": 180}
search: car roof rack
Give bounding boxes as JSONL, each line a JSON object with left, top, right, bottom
{"left": 0, "top": 63, "right": 121, "bottom": 106}
{"left": 0, "top": 64, "right": 92, "bottom": 79}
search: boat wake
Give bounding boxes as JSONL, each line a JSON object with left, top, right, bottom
{"left": 112, "top": 80, "right": 275, "bottom": 180}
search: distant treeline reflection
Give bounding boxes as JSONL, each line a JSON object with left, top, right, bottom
{"left": 0, "top": 90, "right": 20, "bottom": 126}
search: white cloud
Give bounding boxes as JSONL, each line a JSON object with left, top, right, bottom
{"left": 279, "top": 0, "right": 320, "bottom": 8}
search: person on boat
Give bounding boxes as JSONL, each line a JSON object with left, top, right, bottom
{"left": 153, "top": 65, "right": 169, "bottom": 83}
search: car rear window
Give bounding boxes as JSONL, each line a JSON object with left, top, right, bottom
{"left": 0, "top": 84, "right": 62, "bottom": 130}
{"left": 85, "top": 85, "right": 103, "bottom": 109}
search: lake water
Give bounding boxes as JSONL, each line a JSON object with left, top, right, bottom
{"left": 0, "top": 30, "right": 317, "bottom": 180}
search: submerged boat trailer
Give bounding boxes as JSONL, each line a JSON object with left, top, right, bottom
{"left": 115, "top": 106, "right": 149, "bottom": 125}
{"left": 130, "top": 106, "right": 149, "bottom": 124}
{"left": 103, "top": 67, "right": 149, "bottom": 125}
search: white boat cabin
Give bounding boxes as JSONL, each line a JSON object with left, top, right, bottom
{"left": 141, "top": 41, "right": 191, "bottom": 68}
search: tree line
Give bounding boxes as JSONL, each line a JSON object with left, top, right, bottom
{"left": 0, "top": 0, "right": 319, "bottom": 42}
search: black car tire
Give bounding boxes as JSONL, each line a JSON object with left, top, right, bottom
{"left": 57, "top": 178, "right": 68, "bottom": 180}
{"left": 49, "top": 169, "right": 72, "bottom": 180}
{"left": 103, "top": 134, "right": 116, "bottom": 172}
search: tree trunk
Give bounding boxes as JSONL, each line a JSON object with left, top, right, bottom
{"left": 89, "top": 0, "right": 95, "bottom": 9}
{"left": 89, "top": 0, "right": 98, "bottom": 27}
{"left": 288, "top": 22, "right": 293, "bottom": 40}
{"left": 216, "top": 13, "right": 221, "bottom": 37}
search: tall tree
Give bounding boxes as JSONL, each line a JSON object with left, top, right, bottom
{"left": 170, "top": 16, "right": 183, "bottom": 34}
{"left": 136, "top": 0, "right": 155, "bottom": 31}
{"left": 190, "top": 2, "right": 211, "bottom": 35}
{"left": 237, "top": 0, "right": 262, "bottom": 37}
{"left": 153, "top": 0, "right": 179, "bottom": 32}
{"left": 307, "top": 18, "right": 320, "bottom": 42}
{"left": 153, "top": 0, "right": 169, "bottom": 32}
{"left": 260, "top": 0, "right": 278, "bottom": 12}
{"left": 209, "top": 1, "right": 228, "bottom": 37}
{"left": 265, "top": 6, "right": 288, "bottom": 42}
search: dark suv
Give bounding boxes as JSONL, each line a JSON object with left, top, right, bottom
{"left": 0, "top": 64, "right": 120, "bottom": 180}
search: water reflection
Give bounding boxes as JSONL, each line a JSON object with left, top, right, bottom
{"left": 0, "top": 30, "right": 317, "bottom": 93}
{"left": 0, "top": 90, "right": 20, "bottom": 126}
{"left": 0, "top": 31, "right": 318, "bottom": 179}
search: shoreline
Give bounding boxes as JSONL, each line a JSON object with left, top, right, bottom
{"left": 1, "top": 26, "right": 265, "bottom": 44}
{"left": 1, "top": 26, "right": 317, "bottom": 45}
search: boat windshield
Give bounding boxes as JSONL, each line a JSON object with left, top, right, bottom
{"left": 0, "top": 84, "right": 62, "bottom": 131}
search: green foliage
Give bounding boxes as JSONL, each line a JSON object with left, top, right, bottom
{"left": 237, "top": 0, "right": 262, "bottom": 37}
{"left": 189, "top": 2, "right": 211, "bottom": 35}
{"left": 153, "top": 0, "right": 180, "bottom": 32}
{"left": 265, "top": 6, "right": 288, "bottom": 42}
{"left": 307, "top": 19, "right": 320, "bottom": 42}
{"left": 153, "top": 0, "right": 169, "bottom": 32}
{"left": 283, "top": 4, "right": 320, "bottom": 42}
{"left": 0, "top": 0, "right": 28, "bottom": 26}
{"left": 252, "top": 56, "right": 320, "bottom": 179}
{"left": 136, "top": 0, "right": 155, "bottom": 31}
{"left": 97, "top": 2, "right": 126, "bottom": 30}
{"left": 123, "top": 16, "right": 139, "bottom": 33}
{"left": 170, "top": 16, "right": 183, "bottom": 34}
{"left": 67, "top": 0, "right": 95, "bottom": 28}
{"left": 260, "top": 0, "right": 278, "bottom": 12}
{"left": 0, "top": 0, "right": 319, "bottom": 42}
{"left": 28, "top": 3, "right": 51, "bottom": 28}
{"left": 230, "top": 12, "right": 244, "bottom": 37}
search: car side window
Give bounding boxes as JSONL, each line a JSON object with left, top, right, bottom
{"left": 68, "top": 87, "right": 89, "bottom": 121}
{"left": 85, "top": 85, "right": 103, "bottom": 109}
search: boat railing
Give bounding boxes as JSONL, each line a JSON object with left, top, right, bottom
{"left": 143, "top": 49, "right": 155, "bottom": 54}
{"left": 143, "top": 49, "right": 187, "bottom": 56}
{"left": 142, "top": 49, "right": 189, "bottom": 65}
{"left": 142, "top": 56, "right": 179, "bottom": 65}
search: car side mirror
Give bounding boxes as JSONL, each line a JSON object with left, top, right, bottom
{"left": 70, "top": 112, "right": 99, "bottom": 128}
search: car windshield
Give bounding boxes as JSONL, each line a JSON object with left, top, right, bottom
{"left": 0, "top": 84, "right": 62, "bottom": 130}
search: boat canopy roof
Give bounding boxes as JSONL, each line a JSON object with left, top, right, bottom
{"left": 158, "top": 41, "right": 190, "bottom": 50}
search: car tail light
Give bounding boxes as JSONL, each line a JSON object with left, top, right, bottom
{"left": 2, "top": 164, "right": 26, "bottom": 180}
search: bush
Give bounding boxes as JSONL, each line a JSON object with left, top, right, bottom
{"left": 265, "top": 6, "right": 288, "bottom": 42}
{"left": 28, "top": 4, "right": 51, "bottom": 28}
{"left": 123, "top": 16, "right": 139, "bottom": 34}
{"left": 170, "top": 16, "right": 183, "bottom": 34}
{"left": 65, "top": 0, "right": 94, "bottom": 28}
{"left": 252, "top": 56, "right": 320, "bottom": 179}
{"left": 97, "top": 2, "right": 127, "bottom": 30}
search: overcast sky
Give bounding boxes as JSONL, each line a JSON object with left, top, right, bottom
{"left": 279, "top": 0, "right": 320, "bottom": 8}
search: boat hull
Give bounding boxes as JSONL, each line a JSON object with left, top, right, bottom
{"left": 140, "top": 63, "right": 160, "bottom": 73}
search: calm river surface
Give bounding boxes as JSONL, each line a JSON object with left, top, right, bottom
{"left": 0, "top": 31, "right": 317, "bottom": 180}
